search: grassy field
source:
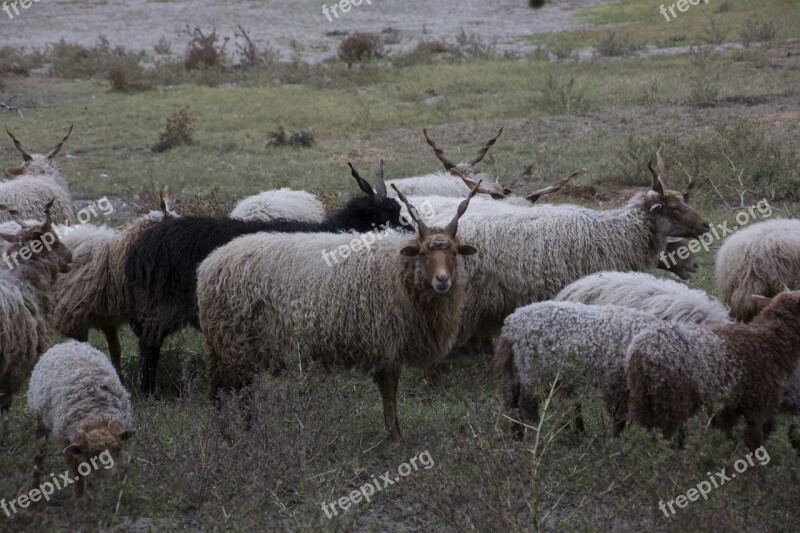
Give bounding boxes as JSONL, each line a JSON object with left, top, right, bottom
{"left": 1, "top": 0, "right": 799, "bottom": 530}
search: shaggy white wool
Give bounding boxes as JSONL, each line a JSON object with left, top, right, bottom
{"left": 230, "top": 188, "right": 325, "bottom": 223}
{"left": 27, "top": 340, "right": 132, "bottom": 444}
{"left": 502, "top": 301, "right": 660, "bottom": 409}
{"left": 555, "top": 271, "right": 732, "bottom": 325}
{"left": 197, "top": 228, "right": 469, "bottom": 391}
{"left": 716, "top": 218, "right": 800, "bottom": 321}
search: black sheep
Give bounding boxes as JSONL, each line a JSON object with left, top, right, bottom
{"left": 127, "top": 162, "right": 409, "bottom": 393}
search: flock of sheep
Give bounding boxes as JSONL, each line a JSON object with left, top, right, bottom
{"left": 0, "top": 124, "right": 799, "bottom": 499}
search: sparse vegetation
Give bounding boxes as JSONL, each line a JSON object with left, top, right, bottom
{"left": 740, "top": 19, "right": 778, "bottom": 48}
{"left": 539, "top": 74, "right": 587, "bottom": 115}
{"left": 183, "top": 25, "right": 228, "bottom": 70}
{"left": 1, "top": 0, "right": 799, "bottom": 530}
{"left": 152, "top": 108, "right": 194, "bottom": 153}
{"left": 338, "top": 32, "right": 385, "bottom": 65}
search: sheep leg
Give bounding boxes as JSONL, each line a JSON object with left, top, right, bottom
{"left": 518, "top": 387, "right": 540, "bottom": 429}
{"left": 374, "top": 370, "right": 402, "bottom": 442}
{"left": 31, "top": 420, "right": 49, "bottom": 489}
{"left": 744, "top": 417, "right": 764, "bottom": 451}
{"left": 573, "top": 402, "right": 586, "bottom": 436}
{"left": 101, "top": 325, "right": 123, "bottom": 376}
{"left": 65, "top": 453, "right": 85, "bottom": 498}
{"left": 711, "top": 407, "right": 739, "bottom": 440}
{"left": 763, "top": 415, "right": 776, "bottom": 438}
{"left": 137, "top": 332, "right": 165, "bottom": 394}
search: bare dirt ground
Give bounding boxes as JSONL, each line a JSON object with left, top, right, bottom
{"left": 0, "top": 0, "right": 615, "bottom": 63}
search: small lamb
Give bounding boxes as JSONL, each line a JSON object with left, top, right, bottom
{"left": 627, "top": 291, "right": 800, "bottom": 450}
{"left": 27, "top": 340, "right": 134, "bottom": 498}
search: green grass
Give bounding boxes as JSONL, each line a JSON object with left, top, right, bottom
{"left": 525, "top": 0, "right": 799, "bottom": 52}
{"left": 1, "top": 6, "right": 800, "bottom": 530}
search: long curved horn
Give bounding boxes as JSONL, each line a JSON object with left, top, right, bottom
{"left": 647, "top": 160, "right": 664, "bottom": 197}
{"left": 348, "top": 163, "right": 377, "bottom": 199}
{"left": 423, "top": 129, "right": 456, "bottom": 171}
{"left": 374, "top": 159, "right": 388, "bottom": 201}
{"left": 45, "top": 124, "right": 73, "bottom": 159}
{"left": 458, "top": 174, "right": 507, "bottom": 200}
{"left": 391, "top": 184, "right": 430, "bottom": 238}
{"left": 5, "top": 126, "right": 32, "bottom": 162}
{"left": 683, "top": 178, "right": 695, "bottom": 202}
{"left": 525, "top": 171, "right": 579, "bottom": 204}
{"left": 654, "top": 145, "right": 669, "bottom": 193}
{"left": 468, "top": 127, "right": 503, "bottom": 166}
{"left": 158, "top": 187, "right": 167, "bottom": 216}
{"left": 445, "top": 180, "right": 481, "bottom": 237}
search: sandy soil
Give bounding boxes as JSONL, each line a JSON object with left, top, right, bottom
{"left": 0, "top": 0, "right": 615, "bottom": 63}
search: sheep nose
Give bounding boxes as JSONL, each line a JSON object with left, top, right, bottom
{"left": 702, "top": 221, "right": 711, "bottom": 231}
{"left": 436, "top": 273, "right": 449, "bottom": 283}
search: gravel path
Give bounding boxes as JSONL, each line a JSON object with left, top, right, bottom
{"left": 0, "top": 0, "right": 616, "bottom": 63}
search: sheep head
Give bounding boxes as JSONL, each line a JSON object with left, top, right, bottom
{"left": 0, "top": 199, "right": 73, "bottom": 273}
{"left": 63, "top": 418, "right": 134, "bottom": 469}
{"left": 423, "top": 127, "right": 512, "bottom": 198}
{"left": 391, "top": 182, "right": 479, "bottom": 294}
{"left": 644, "top": 147, "right": 710, "bottom": 239}
{"left": 345, "top": 160, "right": 404, "bottom": 232}
{"left": 658, "top": 237, "right": 698, "bottom": 281}
{"left": 5, "top": 125, "right": 73, "bottom": 177}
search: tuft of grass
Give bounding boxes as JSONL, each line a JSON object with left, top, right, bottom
{"left": 152, "top": 108, "right": 194, "bottom": 153}
{"left": 338, "top": 32, "right": 385, "bottom": 65}
{"left": 595, "top": 31, "right": 639, "bottom": 57}
{"left": 539, "top": 74, "right": 587, "bottom": 115}
{"left": 182, "top": 25, "right": 228, "bottom": 70}
{"left": 740, "top": 19, "right": 778, "bottom": 48}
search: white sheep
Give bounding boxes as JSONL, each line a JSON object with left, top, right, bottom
{"left": 494, "top": 301, "right": 662, "bottom": 437}
{"left": 53, "top": 195, "right": 177, "bottom": 373}
{"left": 230, "top": 187, "right": 325, "bottom": 223}
{"left": 2, "top": 126, "right": 75, "bottom": 224}
{"left": 197, "top": 183, "right": 481, "bottom": 442}
{"left": 0, "top": 202, "right": 73, "bottom": 411}
{"left": 627, "top": 291, "right": 800, "bottom": 449}
{"left": 27, "top": 340, "right": 133, "bottom": 498}
{"left": 414, "top": 149, "right": 710, "bottom": 350}
{"left": 715, "top": 218, "right": 800, "bottom": 322}
{"left": 554, "top": 271, "right": 732, "bottom": 325}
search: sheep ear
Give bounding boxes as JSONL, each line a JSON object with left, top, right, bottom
{"left": 0, "top": 232, "right": 18, "bottom": 242}
{"left": 5, "top": 166, "right": 24, "bottom": 177}
{"left": 650, "top": 203, "right": 663, "bottom": 212}
{"left": 400, "top": 245, "right": 420, "bottom": 257}
{"left": 457, "top": 244, "right": 478, "bottom": 256}
{"left": 751, "top": 295, "right": 772, "bottom": 308}
{"left": 63, "top": 444, "right": 82, "bottom": 457}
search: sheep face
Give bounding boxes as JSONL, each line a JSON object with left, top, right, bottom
{"left": 0, "top": 200, "right": 73, "bottom": 273}
{"left": 401, "top": 232, "right": 477, "bottom": 294}
{"left": 392, "top": 181, "right": 480, "bottom": 294}
{"left": 659, "top": 238, "right": 698, "bottom": 280}
{"left": 644, "top": 189, "right": 710, "bottom": 239}
{"left": 645, "top": 147, "right": 710, "bottom": 239}
{"left": 63, "top": 419, "right": 133, "bottom": 468}
{"left": 4, "top": 125, "right": 73, "bottom": 178}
